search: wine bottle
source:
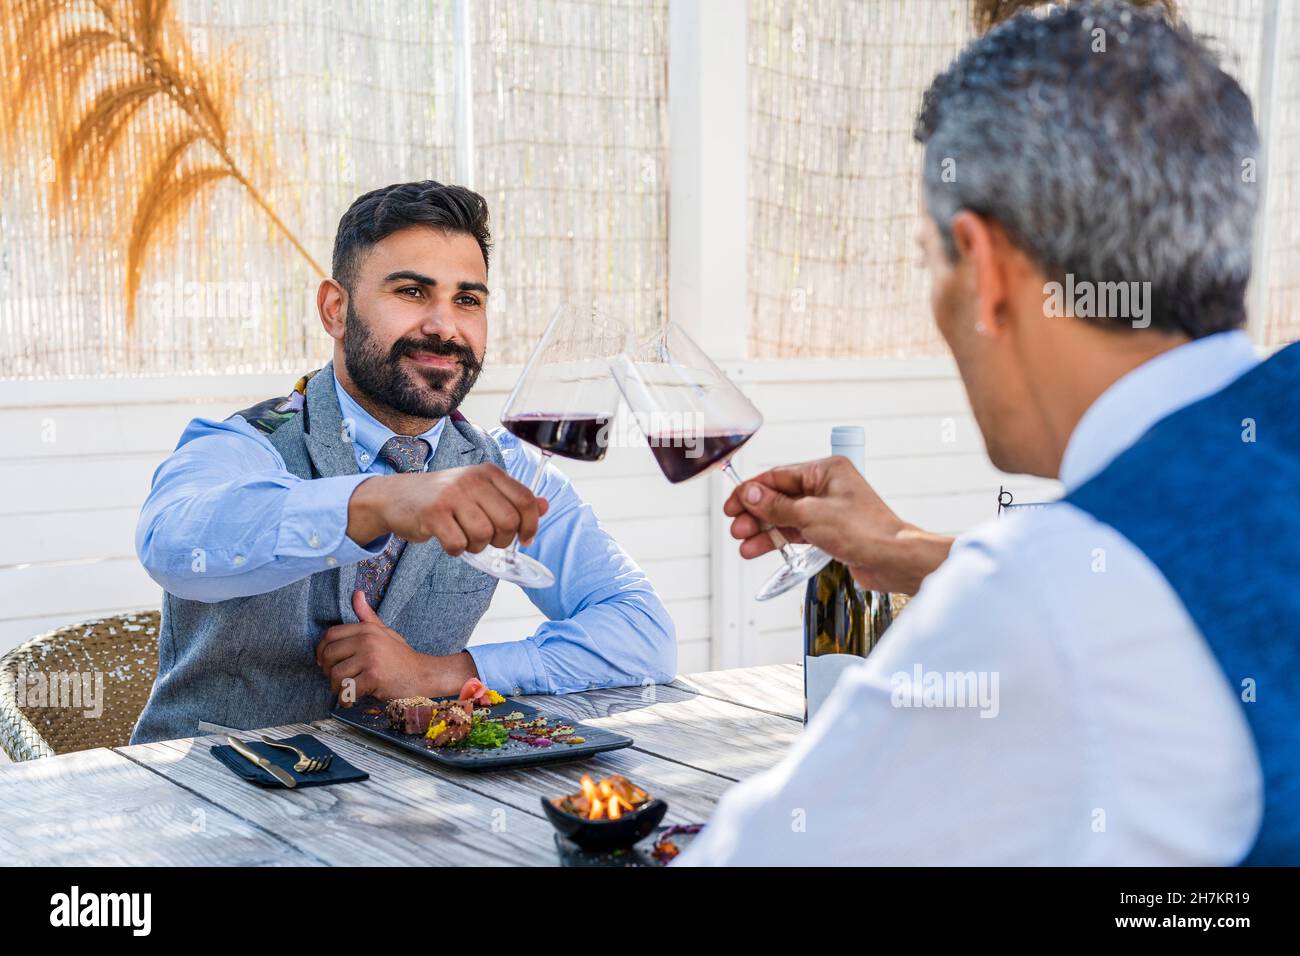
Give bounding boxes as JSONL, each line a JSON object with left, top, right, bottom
{"left": 802, "top": 426, "right": 891, "bottom": 723}
{"left": 843, "top": 427, "right": 893, "bottom": 652}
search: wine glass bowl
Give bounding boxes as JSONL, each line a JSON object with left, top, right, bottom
{"left": 612, "top": 323, "right": 832, "bottom": 600}
{"left": 503, "top": 412, "right": 612, "bottom": 463}
{"left": 613, "top": 327, "right": 762, "bottom": 483}
{"left": 460, "top": 304, "right": 627, "bottom": 588}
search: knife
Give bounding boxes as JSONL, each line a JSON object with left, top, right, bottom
{"left": 226, "top": 736, "right": 298, "bottom": 789}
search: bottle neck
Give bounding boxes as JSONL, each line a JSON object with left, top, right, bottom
{"left": 832, "top": 442, "right": 865, "bottom": 475}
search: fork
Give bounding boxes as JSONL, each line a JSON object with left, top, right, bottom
{"left": 259, "top": 735, "right": 333, "bottom": 774}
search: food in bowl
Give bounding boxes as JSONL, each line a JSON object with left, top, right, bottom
{"left": 551, "top": 774, "right": 651, "bottom": 821}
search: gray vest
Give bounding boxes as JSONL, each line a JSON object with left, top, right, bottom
{"left": 131, "top": 363, "right": 503, "bottom": 744}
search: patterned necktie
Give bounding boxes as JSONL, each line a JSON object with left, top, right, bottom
{"left": 353, "top": 436, "right": 433, "bottom": 612}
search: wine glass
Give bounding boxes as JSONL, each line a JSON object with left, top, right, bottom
{"left": 460, "top": 304, "right": 627, "bottom": 588}
{"left": 611, "top": 322, "right": 833, "bottom": 600}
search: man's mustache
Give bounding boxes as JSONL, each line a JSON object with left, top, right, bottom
{"left": 389, "top": 337, "right": 482, "bottom": 373}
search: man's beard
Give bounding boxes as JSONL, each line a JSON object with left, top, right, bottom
{"left": 342, "top": 300, "right": 484, "bottom": 420}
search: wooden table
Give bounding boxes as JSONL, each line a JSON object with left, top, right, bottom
{"left": 0, "top": 664, "right": 803, "bottom": 865}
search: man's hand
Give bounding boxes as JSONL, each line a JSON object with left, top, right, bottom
{"left": 723, "top": 456, "right": 954, "bottom": 595}
{"left": 316, "top": 591, "right": 479, "bottom": 705}
{"left": 346, "top": 462, "right": 548, "bottom": 555}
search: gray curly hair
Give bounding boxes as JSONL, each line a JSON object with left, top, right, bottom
{"left": 916, "top": 1, "right": 1259, "bottom": 337}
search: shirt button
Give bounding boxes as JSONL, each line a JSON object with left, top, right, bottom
{"left": 513, "top": 687, "right": 524, "bottom": 696}
{"left": 232, "top": 555, "right": 245, "bottom": 567}
{"left": 325, "top": 556, "right": 338, "bottom": 567}
{"left": 309, "top": 533, "right": 321, "bottom": 548}
{"left": 359, "top": 452, "right": 371, "bottom": 464}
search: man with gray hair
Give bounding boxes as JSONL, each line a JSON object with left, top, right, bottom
{"left": 681, "top": 2, "right": 1297, "bottom": 864}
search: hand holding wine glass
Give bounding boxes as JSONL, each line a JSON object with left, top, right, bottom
{"left": 346, "top": 463, "right": 548, "bottom": 554}
{"left": 721, "top": 456, "right": 954, "bottom": 596}
{"left": 459, "top": 303, "right": 626, "bottom": 588}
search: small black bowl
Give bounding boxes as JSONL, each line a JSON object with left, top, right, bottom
{"left": 541, "top": 795, "right": 669, "bottom": 852}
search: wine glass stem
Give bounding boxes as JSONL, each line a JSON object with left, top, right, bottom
{"left": 722, "top": 460, "right": 800, "bottom": 566}
{"left": 506, "top": 450, "right": 552, "bottom": 559}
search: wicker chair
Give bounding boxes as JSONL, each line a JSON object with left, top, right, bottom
{"left": 0, "top": 611, "right": 160, "bottom": 761}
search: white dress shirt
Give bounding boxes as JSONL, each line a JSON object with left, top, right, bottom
{"left": 678, "top": 331, "right": 1264, "bottom": 865}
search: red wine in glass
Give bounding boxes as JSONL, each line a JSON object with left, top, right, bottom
{"left": 503, "top": 414, "right": 612, "bottom": 463}
{"left": 459, "top": 304, "right": 626, "bottom": 590}
{"left": 646, "top": 430, "right": 756, "bottom": 483}
{"left": 613, "top": 322, "right": 833, "bottom": 600}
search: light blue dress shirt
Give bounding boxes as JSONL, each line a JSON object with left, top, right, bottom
{"left": 136, "top": 370, "right": 676, "bottom": 696}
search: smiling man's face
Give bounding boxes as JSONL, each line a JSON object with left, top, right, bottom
{"left": 327, "top": 225, "right": 489, "bottom": 423}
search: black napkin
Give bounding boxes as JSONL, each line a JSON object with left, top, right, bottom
{"left": 211, "top": 733, "right": 368, "bottom": 788}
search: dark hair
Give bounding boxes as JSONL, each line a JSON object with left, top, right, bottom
{"left": 915, "top": 2, "right": 1259, "bottom": 338}
{"left": 331, "top": 180, "right": 492, "bottom": 292}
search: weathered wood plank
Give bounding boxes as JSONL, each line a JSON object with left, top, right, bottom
{"left": 116, "top": 723, "right": 564, "bottom": 866}
{"left": 672, "top": 663, "right": 804, "bottom": 721}
{"left": 0, "top": 667, "right": 807, "bottom": 865}
{"left": 0, "top": 747, "right": 319, "bottom": 866}
{"left": 313, "top": 717, "right": 735, "bottom": 828}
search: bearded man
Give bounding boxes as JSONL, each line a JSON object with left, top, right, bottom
{"left": 132, "top": 181, "right": 675, "bottom": 744}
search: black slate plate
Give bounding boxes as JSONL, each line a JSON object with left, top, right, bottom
{"left": 330, "top": 695, "right": 632, "bottom": 771}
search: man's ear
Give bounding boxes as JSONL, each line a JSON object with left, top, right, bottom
{"left": 318, "top": 278, "right": 347, "bottom": 342}
{"left": 949, "top": 210, "right": 1008, "bottom": 337}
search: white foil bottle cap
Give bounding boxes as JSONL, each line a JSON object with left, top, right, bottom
{"left": 830, "top": 425, "right": 865, "bottom": 447}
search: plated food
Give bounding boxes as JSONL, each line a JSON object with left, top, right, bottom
{"left": 374, "top": 679, "right": 587, "bottom": 751}
{"left": 333, "top": 681, "right": 633, "bottom": 771}
{"left": 384, "top": 696, "right": 434, "bottom": 735}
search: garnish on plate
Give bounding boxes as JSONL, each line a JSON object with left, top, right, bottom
{"left": 448, "top": 713, "right": 508, "bottom": 750}
{"left": 458, "top": 678, "right": 506, "bottom": 707}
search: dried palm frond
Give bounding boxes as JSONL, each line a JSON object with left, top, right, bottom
{"left": 970, "top": 0, "right": 1180, "bottom": 35}
{"left": 0, "top": 0, "right": 325, "bottom": 330}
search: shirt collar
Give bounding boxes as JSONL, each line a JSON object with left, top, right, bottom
{"left": 1059, "top": 330, "right": 1260, "bottom": 492}
{"left": 332, "top": 369, "right": 445, "bottom": 472}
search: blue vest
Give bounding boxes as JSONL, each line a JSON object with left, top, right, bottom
{"left": 1067, "top": 342, "right": 1300, "bottom": 865}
